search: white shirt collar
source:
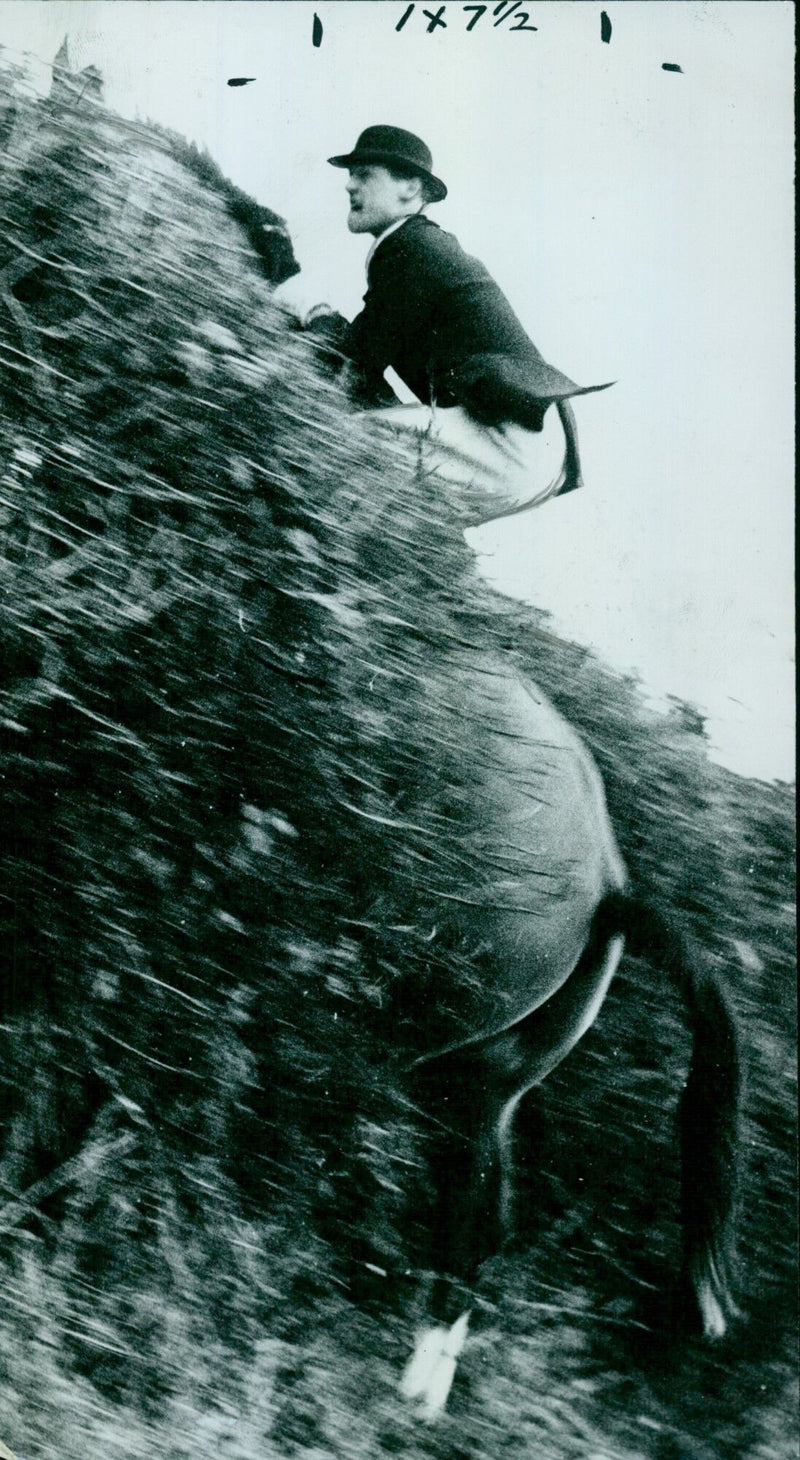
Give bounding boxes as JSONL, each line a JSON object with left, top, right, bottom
{"left": 365, "top": 213, "right": 420, "bottom": 272}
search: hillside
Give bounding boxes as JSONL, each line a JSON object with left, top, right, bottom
{"left": 0, "top": 62, "right": 795, "bottom": 1460}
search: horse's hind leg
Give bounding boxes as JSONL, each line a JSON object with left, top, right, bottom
{"left": 417, "top": 925, "right": 627, "bottom": 1274}
{"left": 402, "top": 1032, "right": 532, "bottom": 1418}
{"left": 412, "top": 1033, "right": 534, "bottom": 1301}
{"left": 401, "top": 926, "right": 625, "bottom": 1419}
{"left": 490, "top": 931, "right": 626, "bottom": 1239}
{"left": 419, "top": 928, "right": 621, "bottom": 1276}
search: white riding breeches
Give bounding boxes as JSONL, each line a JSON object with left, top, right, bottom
{"left": 362, "top": 402, "right": 568, "bottom": 527}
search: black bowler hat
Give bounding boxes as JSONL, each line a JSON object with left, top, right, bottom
{"left": 328, "top": 125, "right": 447, "bottom": 202}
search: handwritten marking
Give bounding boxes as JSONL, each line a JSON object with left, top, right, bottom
{"left": 389, "top": 2, "right": 576, "bottom": 36}
{"left": 312, "top": 13, "right": 323, "bottom": 47}
{"left": 227, "top": 77, "right": 256, "bottom": 87}
{"left": 662, "top": 62, "right": 683, "bottom": 72}
{"left": 601, "top": 10, "right": 612, "bottom": 43}
{"left": 464, "top": 4, "right": 487, "bottom": 28}
{"left": 493, "top": 0, "right": 537, "bottom": 32}
{"left": 423, "top": 5, "right": 448, "bottom": 30}
{"left": 493, "top": 0, "right": 519, "bottom": 24}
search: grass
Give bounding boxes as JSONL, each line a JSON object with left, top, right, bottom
{"left": 0, "top": 60, "right": 796, "bottom": 1460}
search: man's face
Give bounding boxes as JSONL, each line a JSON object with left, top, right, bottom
{"left": 345, "top": 164, "right": 420, "bottom": 235}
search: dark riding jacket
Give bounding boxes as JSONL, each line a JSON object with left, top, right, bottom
{"left": 343, "top": 215, "right": 607, "bottom": 429}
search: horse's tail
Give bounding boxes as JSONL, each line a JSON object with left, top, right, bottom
{"left": 595, "top": 891, "right": 742, "bottom": 1338}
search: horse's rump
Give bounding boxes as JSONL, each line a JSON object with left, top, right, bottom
{"left": 415, "top": 651, "right": 627, "bottom": 1056}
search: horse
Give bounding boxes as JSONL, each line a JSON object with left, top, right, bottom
{"left": 0, "top": 62, "right": 742, "bottom": 1429}
{"left": 363, "top": 645, "right": 741, "bottom": 1420}
{"left": 340, "top": 402, "right": 741, "bottom": 1418}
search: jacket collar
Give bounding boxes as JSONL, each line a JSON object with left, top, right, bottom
{"left": 366, "top": 210, "right": 431, "bottom": 271}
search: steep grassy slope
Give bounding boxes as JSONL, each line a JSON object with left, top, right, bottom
{"left": 0, "top": 66, "right": 795, "bottom": 1460}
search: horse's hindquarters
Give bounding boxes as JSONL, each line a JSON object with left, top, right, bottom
{"left": 421, "top": 652, "right": 626, "bottom": 1056}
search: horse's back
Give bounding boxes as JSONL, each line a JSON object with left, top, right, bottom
{"left": 424, "top": 650, "right": 626, "bottom": 1055}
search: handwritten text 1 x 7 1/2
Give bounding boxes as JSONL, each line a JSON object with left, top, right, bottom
{"left": 396, "top": 4, "right": 539, "bottom": 35}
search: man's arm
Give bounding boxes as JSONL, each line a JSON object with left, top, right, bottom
{"left": 301, "top": 305, "right": 397, "bottom": 407}
{"left": 344, "top": 221, "right": 443, "bottom": 406}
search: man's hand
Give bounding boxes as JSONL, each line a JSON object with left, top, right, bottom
{"left": 300, "top": 305, "right": 350, "bottom": 373}
{"left": 303, "top": 304, "right": 349, "bottom": 339}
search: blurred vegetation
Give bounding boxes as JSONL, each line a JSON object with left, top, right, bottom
{"left": 0, "top": 61, "right": 795, "bottom": 1460}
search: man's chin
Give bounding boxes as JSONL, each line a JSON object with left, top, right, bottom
{"left": 347, "top": 212, "right": 370, "bottom": 233}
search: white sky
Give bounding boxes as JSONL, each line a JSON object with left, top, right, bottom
{"left": 1, "top": 1, "right": 794, "bottom": 781}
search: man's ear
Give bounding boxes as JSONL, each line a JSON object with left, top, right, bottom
{"left": 399, "top": 174, "right": 425, "bottom": 207}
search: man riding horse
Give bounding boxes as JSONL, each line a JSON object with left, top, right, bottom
{"left": 313, "top": 125, "right": 610, "bottom": 523}
{"left": 303, "top": 131, "right": 738, "bottom": 1422}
